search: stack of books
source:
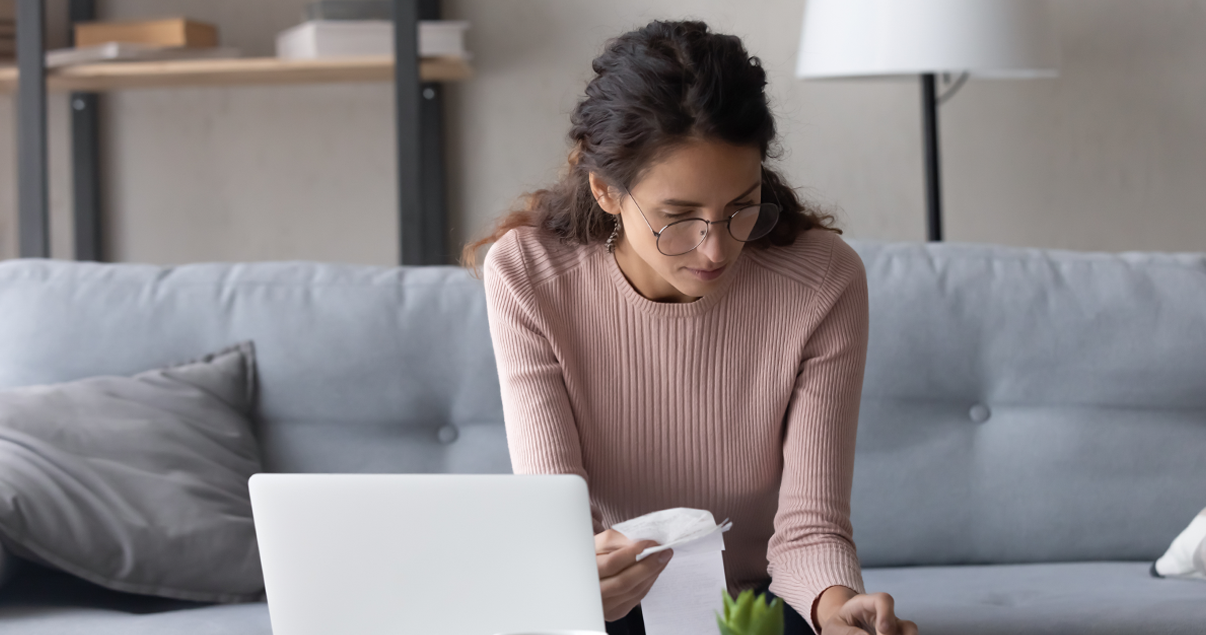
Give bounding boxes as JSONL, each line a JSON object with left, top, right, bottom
{"left": 47, "top": 17, "right": 239, "bottom": 68}
{"left": 277, "top": 0, "right": 468, "bottom": 60}
{"left": 0, "top": 0, "right": 14, "bottom": 63}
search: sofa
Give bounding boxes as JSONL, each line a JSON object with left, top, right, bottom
{"left": 0, "top": 240, "right": 1203, "bottom": 635}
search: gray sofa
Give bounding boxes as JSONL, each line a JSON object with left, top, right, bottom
{"left": 0, "top": 240, "right": 1203, "bottom": 635}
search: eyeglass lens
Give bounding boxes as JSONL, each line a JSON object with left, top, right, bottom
{"left": 657, "top": 204, "right": 780, "bottom": 256}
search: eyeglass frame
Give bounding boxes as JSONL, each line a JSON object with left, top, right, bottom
{"left": 621, "top": 176, "right": 782, "bottom": 257}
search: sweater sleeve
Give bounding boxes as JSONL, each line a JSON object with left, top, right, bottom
{"left": 766, "top": 237, "right": 869, "bottom": 630}
{"left": 483, "top": 233, "right": 605, "bottom": 533}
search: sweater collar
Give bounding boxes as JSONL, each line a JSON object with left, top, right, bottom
{"left": 598, "top": 243, "right": 745, "bottom": 318}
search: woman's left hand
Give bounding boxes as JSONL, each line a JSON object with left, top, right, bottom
{"left": 821, "top": 592, "right": 918, "bottom": 635}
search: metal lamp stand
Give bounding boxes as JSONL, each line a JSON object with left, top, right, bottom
{"left": 921, "top": 73, "right": 943, "bottom": 243}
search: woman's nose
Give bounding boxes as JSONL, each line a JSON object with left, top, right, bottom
{"left": 698, "top": 224, "right": 730, "bottom": 263}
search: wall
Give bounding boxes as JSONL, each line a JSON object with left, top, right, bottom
{"left": 1, "top": 0, "right": 1204, "bottom": 264}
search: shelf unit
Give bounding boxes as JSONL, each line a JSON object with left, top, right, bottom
{"left": 0, "top": 56, "right": 471, "bottom": 92}
{"left": 12, "top": 0, "right": 463, "bottom": 265}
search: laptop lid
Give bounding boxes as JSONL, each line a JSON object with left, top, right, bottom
{"left": 250, "top": 474, "right": 605, "bottom": 635}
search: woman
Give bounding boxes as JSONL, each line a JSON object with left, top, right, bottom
{"left": 466, "top": 20, "right": 918, "bottom": 635}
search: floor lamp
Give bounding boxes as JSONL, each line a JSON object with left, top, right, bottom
{"left": 796, "top": 0, "right": 1059, "bottom": 241}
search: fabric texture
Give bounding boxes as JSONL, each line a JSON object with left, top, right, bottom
{"left": 862, "top": 562, "right": 1206, "bottom": 635}
{"left": 1154, "top": 507, "right": 1206, "bottom": 580}
{"left": 0, "top": 343, "right": 264, "bottom": 603}
{"left": 484, "top": 226, "right": 869, "bottom": 624}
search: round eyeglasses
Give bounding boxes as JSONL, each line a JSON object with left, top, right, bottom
{"left": 625, "top": 190, "right": 782, "bottom": 257}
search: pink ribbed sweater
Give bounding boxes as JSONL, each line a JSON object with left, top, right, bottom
{"left": 483, "top": 225, "right": 868, "bottom": 623}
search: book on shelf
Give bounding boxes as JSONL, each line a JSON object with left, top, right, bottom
{"left": 46, "top": 42, "right": 240, "bottom": 68}
{"left": 75, "top": 18, "right": 218, "bottom": 49}
{"left": 0, "top": 0, "right": 12, "bottom": 21}
{"left": 0, "top": 20, "right": 14, "bottom": 37}
{"left": 276, "top": 19, "right": 469, "bottom": 60}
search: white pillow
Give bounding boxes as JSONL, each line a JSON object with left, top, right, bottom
{"left": 1153, "top": 507, "right": 1206, "bottom": 580}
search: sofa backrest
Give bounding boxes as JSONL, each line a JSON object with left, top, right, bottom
{"left": 2, "top": 241, "right": 1204, "bottom": 567}
{"left": 849, "top": 241, "right": 1206, "bottom": 567}
{"left": 0, "top": 260, "right": 510, "bottom": 475}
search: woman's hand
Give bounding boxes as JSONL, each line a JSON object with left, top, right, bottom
{"left": 820, "top": 591, "right": 918, "bottom": 635}
{"left": 595, "top": 528, "right": 673, "bottom": 622}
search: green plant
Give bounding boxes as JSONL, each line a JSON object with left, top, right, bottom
{"left": 716, "top": 589, "right": 785, "bottom": 635}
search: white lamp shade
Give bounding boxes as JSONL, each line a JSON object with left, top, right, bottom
{"left": 797, "top": 0, "right": 1060, "bottom": 79}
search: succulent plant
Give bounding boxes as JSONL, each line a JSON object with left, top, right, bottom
{"left": 716, "top": 589, "right": 785, "bottom": 635}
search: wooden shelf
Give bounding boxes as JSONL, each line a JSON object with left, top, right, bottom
{"left": 0, "top": 55, "right": 471, "bottom": 92}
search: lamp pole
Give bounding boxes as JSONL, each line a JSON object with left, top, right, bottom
{"left": 921, "top": 73, "right": 943, "bottom": 242}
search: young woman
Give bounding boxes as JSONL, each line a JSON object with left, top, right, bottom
{"left": 466, "top": 20, "right": 918, "bottom": 635}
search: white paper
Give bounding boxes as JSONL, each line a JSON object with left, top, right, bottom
{"left": 612, "top": 508, "right": 731, "bottom": 635}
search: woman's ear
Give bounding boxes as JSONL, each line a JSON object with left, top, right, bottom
{"left": 588, "top": 172, "right": 623, "bottom": 216}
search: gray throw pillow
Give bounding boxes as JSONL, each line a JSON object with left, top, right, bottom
{"left": 0, "top": 343, "right": 264, "bottom": 603}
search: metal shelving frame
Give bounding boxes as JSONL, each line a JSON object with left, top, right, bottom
{"left": 14, "top": 0, "right": 448, "bottom": 265}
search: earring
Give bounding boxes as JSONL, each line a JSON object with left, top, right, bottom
{"left": 606, "top": 215, "right": 621, "bottom": 254}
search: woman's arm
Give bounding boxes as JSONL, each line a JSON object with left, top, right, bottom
{"left": 483, "top": 237, "right": 603, "bottom": 529}
{"left": 765, "top": 239, "right": 869, "bottom": 632}
{"left": 484, "top": 236, "right": 671, "bottom": 621}
{"left": 765, "top": 239, "right": 918, "bottom": 634}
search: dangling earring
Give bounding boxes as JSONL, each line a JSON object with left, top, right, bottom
{"left": 606, "top": 215, "right": 622, "bottom": 254}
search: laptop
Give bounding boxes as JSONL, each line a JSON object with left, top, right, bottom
{"left": 249, "top": 474, "right": 605, "bottom": 635}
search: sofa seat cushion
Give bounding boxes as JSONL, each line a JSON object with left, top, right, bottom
{"left": 0, "top": 604, "right": 268, "bottom": 635}
{"left": 863, "top": 561, "right": 1206, "bottom": 635}
{"left": 0, "top": 565, "right": 268, "bottom": 635}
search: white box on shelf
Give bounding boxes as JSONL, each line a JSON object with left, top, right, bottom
{"left": 419, "top": 20, "right": 469, "bottom": 58}
{"left": 275, "top": 20, "right": 469, "bottom": 60}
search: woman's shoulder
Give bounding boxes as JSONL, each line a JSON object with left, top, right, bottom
{"left": 742, "top": 228, "right": 865, "bottom": 293}
{"left": 484, "top": 225, "right": 592, "bottom": 290}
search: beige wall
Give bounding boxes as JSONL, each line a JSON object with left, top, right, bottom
{"left": 2, "top": 0, "right": 1204, "bottom": 264}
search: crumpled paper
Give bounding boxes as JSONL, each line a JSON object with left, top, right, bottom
{"left": 612, "top": 507, "right": 732, "bottom": 561}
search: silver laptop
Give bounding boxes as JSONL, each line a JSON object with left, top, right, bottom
{"left": 250, "top": 474, "right": 605, "bottom": 635}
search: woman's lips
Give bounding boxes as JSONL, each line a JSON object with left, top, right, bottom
{"left": 686, "top": 265, "right": 726, "bottom": 282}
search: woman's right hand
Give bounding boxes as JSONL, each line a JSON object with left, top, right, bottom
{"left": 595, "top": 528, "right": 674, "bottom": 622}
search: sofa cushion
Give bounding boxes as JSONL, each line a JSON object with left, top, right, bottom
{"left": 0, "top": 260, "right": 509, "bottom": 476}
{"left": 0, "top": 563, "right": 268, "bottom": 635}
{"left": 849, "top": 242, "right": 1206, "bottom": 567}
{"left": 0, "top": 343, "right": 263, "bottom": 603}
{"left": 0, "top": 604, "right": 269, "bottom": 635}
{"left": 863, "top": 561, "right": 1206, "bottom": 635}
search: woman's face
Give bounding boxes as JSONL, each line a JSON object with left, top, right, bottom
{"left": 591, "top": 138, "right": 763, "bottom": 303}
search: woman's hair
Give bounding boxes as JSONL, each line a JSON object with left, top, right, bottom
{"left": 461, "top": 19, "right": 838, "bottom": 271}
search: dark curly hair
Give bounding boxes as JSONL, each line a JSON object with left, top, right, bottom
{"left": 462, "top": 19, "right": 838, "bottom": 270}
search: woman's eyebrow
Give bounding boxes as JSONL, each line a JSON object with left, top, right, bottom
{"left": 658, "top": 181, "right": 761, "bottom": 207}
